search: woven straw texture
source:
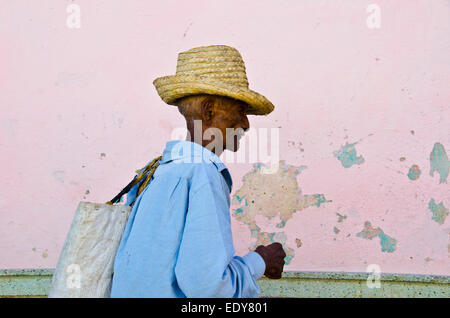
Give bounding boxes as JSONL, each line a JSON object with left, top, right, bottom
{"left": 153, "top": 45, "right": 274, "bottom": 115}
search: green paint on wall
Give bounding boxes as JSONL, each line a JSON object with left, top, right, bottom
{"left": 378, "top": 233, "right": 397, "bottom": 253}
{"left": 428, "top": 198, "right": 449, "bottom": 225}
{"left": 312, "top": 194, "right": 331, "bottom": 207}
{"left": 336, "top": 213, "right": 347, "bottom": 223}
{"left": 357, "top": 221, "right": 397, "bottom": 253}
{"left": 429, "top": 142, "right": 449, "bottom": 184}
{"left": 233, "top": 207, "right": 244, "bottom": 216}
{"left": 407, "top": 164, "right": 421, "bottom": 181}
{"left": 333, "top": 142, "right": 365, "bottom": 168}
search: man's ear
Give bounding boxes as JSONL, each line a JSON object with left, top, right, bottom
{"left": 200, "top": 98, "right": 215, "bottom": 123}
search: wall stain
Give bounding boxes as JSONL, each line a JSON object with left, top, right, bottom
{"left": 232, "top": 160, "right": 332, "bottom": 265}
{"left": 336, "top": 213, "right": 347, "bottom": 223}
{"left": 429, "top": 142, "right": 449, "bottom": 184}
{"left": 428, "top": 198, "right": 449, "bottom": 225}
{"left": 356, "top": 221, "right": 397, "bottom": 253}
{"left": 333, "top": 141, "right": 365, "bottom": 168}
{"left": 287, "top": 140, "right": 304, "bottom": 152}
{"left": 407, "top": 164, "right": 421, "bottom": 180}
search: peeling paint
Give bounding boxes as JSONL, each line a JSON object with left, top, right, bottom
{"left": 356, "top": 221, "right": 397, "bottom": 253}
{"left": 295, "top": 238, "right": 302, "bottom": 248}
{"left": 232, "top": 160, "right": 331, "bottom": 229}
{"left": 276, "top": 220, "right": 286, "bottom": 228}
{"left": 250, "top": 228, "right": 295, "bottom": 264}
{"left": 272, "top": 232, "right": 294, "bottom": 264}
{"left": 356, "top": 221, "right": 382, "bottom": 239}
{"left": 407, "top": 164, "right": 421, "bottom": 180}
{"left": 233, "top": 207, "right": 243, "bottom": 216}
{"left": 336, "top": 213, "right": 347, "bottom": 223}
{"left": 333, "top": 141, "right": 365, "bottom": 168}
{"left": 429, "top": 142, "right": 449, "bottom": 184}
{"left": 232, "top": 160, "right": 331, "bottom": 265}
{"left": 333, "top": 226, "right": 340, "bottom": 234}
{"left": 378, "top": 232, "right": 397, "bottom": 253}
{"left": 428, "top": 198, "right": 449, "bottom": 225}
{"left": 311, "top": 194, "right": 329, "bottom": 207}
{"left": 287, "top": 140, "right": 304, "bottom": 152}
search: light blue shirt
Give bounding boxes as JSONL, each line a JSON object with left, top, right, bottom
{"left": 110, "top": 140, "right": 266, "bottom": 298}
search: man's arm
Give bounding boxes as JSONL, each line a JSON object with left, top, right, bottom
{"left": 174, "top": 181, "right": 266, "bottom": 298}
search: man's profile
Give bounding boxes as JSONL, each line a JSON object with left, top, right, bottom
{"left": 110, "top": 45, "right": 286, "bottom": 298}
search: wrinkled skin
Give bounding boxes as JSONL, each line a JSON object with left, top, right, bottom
{"left": 193, "top": 96, "right": 250, "bottom": 154}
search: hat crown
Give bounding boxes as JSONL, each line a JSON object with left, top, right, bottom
{"left": 175, "top": 45, "right": 249, "bottom": 88}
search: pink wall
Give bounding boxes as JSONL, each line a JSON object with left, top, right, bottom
{"left": 1, "top": 0, "right": 449, "bottom": 275}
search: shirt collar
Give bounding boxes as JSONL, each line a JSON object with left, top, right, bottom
{"left": 160, "top": 140, "right": 233, "bottom": 191}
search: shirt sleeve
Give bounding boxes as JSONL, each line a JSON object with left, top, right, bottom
{"left": 174, "top": 179, "right": 266, "bottom": 298}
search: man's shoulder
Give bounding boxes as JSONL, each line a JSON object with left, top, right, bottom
{"left": 156, "top": 159, "right": 224, "bottom": 192}
{"left": 160, "top": 159, "right": 221, "bottom": 176}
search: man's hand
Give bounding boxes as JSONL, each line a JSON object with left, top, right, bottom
{"left": 255, "top": 242, "right": 286, "bottom": 279}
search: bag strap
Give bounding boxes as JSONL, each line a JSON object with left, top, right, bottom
{"left": 106, "top": 156, "right": 162, "bottom": 206}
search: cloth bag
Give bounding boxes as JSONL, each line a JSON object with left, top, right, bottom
{"left": 48, "top": 157, "right": 161, "bottom": 298}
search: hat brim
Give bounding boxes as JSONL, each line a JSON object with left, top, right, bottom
{"left": 153, "top": 74, "right": 274, "bottom": 115}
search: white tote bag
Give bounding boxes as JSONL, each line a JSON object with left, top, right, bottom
{"left": 48, "top": 201, "right": 131, "bottom": 298}
{"left": 48, "top": 156, "right": 161, "bottom": 298}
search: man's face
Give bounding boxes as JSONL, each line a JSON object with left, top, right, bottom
{"left": 208, "top": 98, "right": 250, "bottom": 152}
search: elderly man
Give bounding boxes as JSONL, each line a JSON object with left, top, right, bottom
{"left": 110, "top": 45, "right": 286, "bottom": 298}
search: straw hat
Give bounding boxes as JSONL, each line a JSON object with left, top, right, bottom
{"left": 153, "top": 45, "right": 274, "bottom": 115}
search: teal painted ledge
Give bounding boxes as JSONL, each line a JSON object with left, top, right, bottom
{"left": 0, "top": 269, "right": 449, "bottom": 298}
{"left": 258, "top": 271, "right": 449, "bottom": 298}
{"left": 0, "top": 269, "right": 53, "bottom": 298}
